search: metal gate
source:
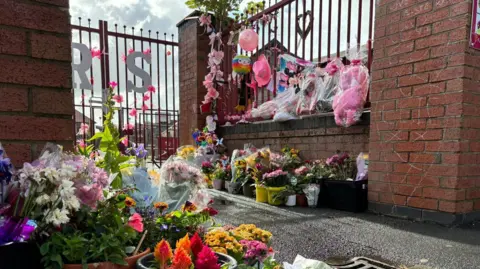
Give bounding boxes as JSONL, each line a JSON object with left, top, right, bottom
{"left": 72, "top": 19, "right": 179, "bottom": 167}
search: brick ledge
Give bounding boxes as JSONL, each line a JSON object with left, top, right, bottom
{"left": 369, "top": 202, "right": 480, "bottom": 226}
{"left": 219, "top": 111, "right": 371, "bottom": 135}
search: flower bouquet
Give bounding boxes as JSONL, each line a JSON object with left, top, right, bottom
{"left": 157, "top": 156, "right": 206, "bottom": 211}
{"left": 0, "top": 143, "right": 14, "bottom": 210}
{"left": 137, "top": 232, "right": 237, "bottom": 269}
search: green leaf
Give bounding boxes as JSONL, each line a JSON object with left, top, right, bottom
{"left": 109, "top": 254, "right": 128, "bottom": 265}
{"left": 87, "top": 132, "right": 103, "bottom": 142}
{"left": 40, "top": 243, "right": 50, "bottom": 255}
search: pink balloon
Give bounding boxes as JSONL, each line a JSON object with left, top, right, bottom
{"left": 239, "top": 29, "right": 258, "bottom": 52}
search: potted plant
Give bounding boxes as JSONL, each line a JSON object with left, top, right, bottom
{"left": 262, "top": 170, "right": 289, "bottom": 206}
{"left": 229, "top": 159, "right": 246, "bottom": 194}
{"left": 201, "top": 161, "right": 215, "bottom": 188}
{"left": 40, "top": 190, "right": 146, "bottom": 269}
{"left": 137, "top": 233, "right": 237, "bottom": 269}
{"left": 321, "top": 152, "right": 368, "bottom": 212}
{"left": 272, "top": 186, "right": 296, "bottom": 207}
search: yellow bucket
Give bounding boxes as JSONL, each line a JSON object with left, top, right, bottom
{"left": 255, "top": 185, "right": 268, "bottom": 203}
{"left": 267, "top": 186, "right": 286, "bottom": 206}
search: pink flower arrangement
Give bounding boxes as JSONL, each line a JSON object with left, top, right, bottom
{"left": 143, "top": 48, "right": 151, "bottom": 56}
{"left": 143, "top": 94, "right": 150, "bottom": 101}
{"left": 142, "top": 103, "right": 149, "bottom": 111}
{"left": 294, "top": 166, "right": 309, "bottom": 176}
{"left": 109, "top": 81, "right": 118, "bottom": 88}
{"left": 75, "top": 183, "right": 104, "bottom": 208}
{"left": 128, "top": 48, "right": 134, "bottom": 54}
{"left": 77, "top": 139, "right": 86, "bottom": 148}
{"left": 121, "top": 54, "right": 127, "bottom": 63}
{"left": 128, "top": 213, "right": 144, "bottom": 232}
{"left": 263, "top": 169, "right": 287, "bottom": 180}
{"left": 129, "top": 108, "right": 138, "bottom": 117}
{"left": 240, "top": 240, "right": 269, "bottom": 265}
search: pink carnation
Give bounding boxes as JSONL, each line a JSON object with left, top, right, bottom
{"left": 128, "top": 213, "right": 144, "bottom": 233}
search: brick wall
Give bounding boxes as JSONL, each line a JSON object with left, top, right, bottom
{"left": 370, "top": 0, "right": 480, "bottom": 223}
{"left": 219, "top": 114, "right": 370, "bottom": 161}
{"left": 177, "top": 12, "right": 211, "bottom": 146}
{"left": 0, "top": 0, "right": 73, "bottom": 166}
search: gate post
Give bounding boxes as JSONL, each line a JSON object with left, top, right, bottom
{"left": 177, "top": 11, "right": 212, "bottom": 146}
{"left": 0, "top": 0, "right": 73, "bottom": 165}
{"left": 369, "top": 0, "right": 480, "bottom": 224}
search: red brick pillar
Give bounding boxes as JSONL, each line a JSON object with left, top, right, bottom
{"left": 369, "top": 0, "right": 480, "bottom": 224}
{"left": 177, "top": 11, "right": 211, "bottom": 146}
{"left": 0, "top": 0, "right": 73, "bottom": 165}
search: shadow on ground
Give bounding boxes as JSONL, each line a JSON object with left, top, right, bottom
{"left": 209, "top": 190, "right": 480, "bottom": 269}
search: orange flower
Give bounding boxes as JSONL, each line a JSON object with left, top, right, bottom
{"left": 176, "top": 234, "right": 191, "bottom": 254}
{"left": 125, "top": 197, "right": 136, "bottom": 207}
{"left": 154, "top": 202, "right": 169, "bottom": 211}
{"left": 154, "top": 239, "right": 173, "bottom": 268}
{"left": 170, "top": 248, "right": 192, "bottom": 269}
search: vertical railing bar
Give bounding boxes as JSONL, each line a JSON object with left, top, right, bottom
{"left": 287, "top": 2, "right": 291, "bottom": 53}
{"left": 368, "top": 0, "right": 374, "bottom": 71}
{"left": 87, "top": 19, "right": 95, "bottom": 137}
{"left": 327, "top": 0, "right": 332, "bottom": 60}
{"left": 149, "top": 30, "right": 154, "bottom": 162}
{"left": 318, "top": 0, "right": 322, "bottom": 62}
{"left": 79, "top": 18, "right": 86, "bottom": 142}
{"left": 115, "top": 24, "right": 121, "bottom": 130}
{"left": 156, "top": 31, "right": 162, "bottom": 163}
{"left": 132, "top": 27, "right": 138, "bottom": 145}
{"left": 302, "top": 0, "right": 306, "bottom": 59}
{"left": 295, "top": 0, "right": 299, "bottom": 56}
{"left": 164, "top": 33, "right": 170, "bottom": 158}
{"left": 347, "top": 0, "right": 352, "bottom": 47}
{"left": 336, "top": 0, "right": 341, "bottom": 57}
{"left": 140, "top": 28, "right": 146, "bottom": 148}
{"left": 310, "top": 0, "right": 314, "bottom": 61}
{"left": 273, "top": 2, "right": 278, "bottom": 98}
{"left": 124, "top": 25, "right": 130, "bottom": 144}
{"left": 171, "top": 34, "right": 178, "bottom": 149}
{"left": 357, "top": 0, "right": 363, "bottom": 49}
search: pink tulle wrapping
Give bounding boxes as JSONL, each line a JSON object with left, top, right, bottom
{"left": 333, "top": 61, "right": 369, "bottom": 127}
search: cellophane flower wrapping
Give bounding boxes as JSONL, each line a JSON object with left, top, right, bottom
{"left": 296, "top": 71, "right": 321, "bottom": 115}
{"left": 314, "top": 59, "right": 344, "bottom": 112}
{"left": 0, "top": 142, "right": 14, "bottom": 205}
{"left": 355, "top": 152, "right": 368, "bottom": 181}
{"left": 272, "top": 87, "right": 299, "bottom": 122}
{"left": 157, "top": 156, "right": 209, "bottom": 211}
{"left": 122, "top": 167, "right": 161, "bottom": 204}
{"left": 283, "top": 255, "right": 333, "bottom": 269}
{"left": 1, "top": 143, "right": 114, "bottom": 243}
{"left": 251, "top": 100, "right": 278, "bottom": 120}
{"left": 332, "top": 47, "right": 370, "bottom": 127}
{"left": 230, "top": 144, "right": 257, "bottom": 182}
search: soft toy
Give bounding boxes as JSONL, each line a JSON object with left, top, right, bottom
{"left": 332, "top": 58, "right": 369, "bottom": 127}
{"left": 232, "top": 55, "right": 252, "bottom": 75}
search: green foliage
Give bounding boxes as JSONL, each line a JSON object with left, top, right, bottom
{"left": 88, "top": 87, "right": 134, "bottom": 188}
{"left": 40, "top": 191, "right": 138, "bottom": 268}
{"left": 185, "top": 0, "right": 243, "bottom": 27}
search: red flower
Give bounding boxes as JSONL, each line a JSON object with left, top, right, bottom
{"left": 194, "top": 245, "right": 220, "bottom": 269}
{"left": 202, "top": 207, "right": 218, "bottom": 216}
{"left": 190, "top": 232, "right": 204, "bottom": 257}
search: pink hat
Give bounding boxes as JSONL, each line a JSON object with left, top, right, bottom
{"left": 253, "top": 55, "right": 271, "bottom": 87}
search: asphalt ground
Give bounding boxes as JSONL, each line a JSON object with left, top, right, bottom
{"left": 209, "top": 190, "right": 480, "bottom": 269}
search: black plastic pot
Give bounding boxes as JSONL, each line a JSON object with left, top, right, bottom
{"left": 136, "top": 252, "right": 237, "bottom": 269}
{"left": 0, "top": 241, "right": 43, "bottom": 269}
{"left": 242, "top": 184, "right": 255, "bottom": 198}
{"left": 321, "top": 179, "right": 368, "bottom": 212}
{"left": 228, "top": 182, "right": 243, "bottom": 194}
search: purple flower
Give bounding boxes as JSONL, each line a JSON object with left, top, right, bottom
{"left": 127, "top": 143, "right": 148, "bottom": 159}
{"left": 240, "top": 240, "right": 269, "bottom": 265}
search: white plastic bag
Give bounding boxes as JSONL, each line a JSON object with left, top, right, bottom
{"left": 251, "top": 100, "right": 278, "bottom": 120}
{"left": 284, "top": 255, "right": 333, "bottom": 269}
{"left": 273, "top": 87, "right": 298, "bottom": 122}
